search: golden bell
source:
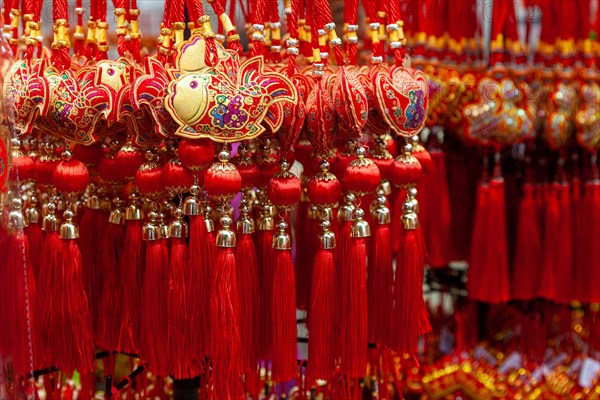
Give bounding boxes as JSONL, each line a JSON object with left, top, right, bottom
{"left": 371, "top": 192, "right": 391, "bottom": 225}
{"left": 338, "top": 193, "right": 355, "bottom": 223}
{"left": 59, "top": 209, "right": 79, "bottom": 240}
{"left": 351, "top": 208, "right": 371, "bottom": 238}
{"left": 8, "top": 198, "right": 26, "bottom": 231}
{"left": 142, "top": 211, "right": 159, "bottom": 241}
{"left": 237, "top": 198, "right": 255, "bottom": 234}
{"left": 42, "top": 202, "right": 59, "bottom": 232}
{"left": 168, "top": 208, "right": 188, "bottom": 239}
{"left": 272, "top": 221, "right": 291, "bottom": 250}
{"left": 319, "top": 219, "right": 336, "bottom": 250}
{"left": 216, "top": 215, "right": 236, "bottom": 248}
{"left": 183, "top": 185, "right": 201, "bottom": 216}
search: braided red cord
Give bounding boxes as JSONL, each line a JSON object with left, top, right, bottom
{"left": 73, "top": 0, "right": 84, "bottom": 56}
{"left": 127, "top": 0, "right": 141, "bottom": 62}
{"left": 387, "top": 0, "right": 405, "bottom": 64}
{"left": 51, "top": 0, "right": 70, "bottom": 69}
{"left": 95, "top": 0, "right": 108, "bottom": 60}
{"left": 114, "top": 0, "right": 127, "bottom": 57}
{"left": 172, "top": 0, "right": 185, "bottom": 23}
{"left": 269, "top": 0, "right": 281, "bottom": 62}
{"left": 22, "top": 0, "right": 35, "bottom": 60}
{"left": 286, "top": 0, "right": 299, "bottom": 76}
{"left": 344, "top": 0, "right": 358, "bottom": 63}
{"left": 249, "top": 0, "right": 266, "bottom": 57}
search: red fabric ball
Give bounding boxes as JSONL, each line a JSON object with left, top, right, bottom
{"left": 35, "top": 157, "right": 59, "bottom": 185}
{"left": 344, "top": 157, "right": 381, "bottom": 195}
{"left": 136, "top": 162, "right": 163, "bottom": 196}
{"left": 9, "top": 155, "right": 35, "bottom": 182}
{"left": 268, "top": 173, "right": 301, "bottom": 208}
{"left": 53, "top": 159, "right": 90, "bottom": 194}
{"left": 370, "top": 154, "right": 394, "bottom": 181}
{"left": 307, "top": 172, "right": 342, "bottom": 206}
{"left": 232, "top": 156, "right": 259, "bottom": 189}
{"left": 178, "top": 139, "right": 215, "bottom": 171}
{"left": 72, "top": 143, "right": 103, "bottom": 166}
{"left": 294, "top": 139, "right": 312, "bottom": 166}
{"left": 390, "top": 154, "right": 422, "bottom": 187}
{"left": 256, "top": 154, "right": 280, "bottom": 188}
{"left": 114, "top": 144, "right": 145, "bottom": 180}
{"left": 204, "top": 161, "right": 242, "bottom": 198}
{"left": 332, "top": 151, "right": 355, "bottom": 180}
{"left": 98, "top": 156, "right": 120, "bottom": 183}
{"left": 413, "top": 144, "right": 432, "bottom": 174}
{"left": 162, "top": 158, "right": 194, "bottom": 195}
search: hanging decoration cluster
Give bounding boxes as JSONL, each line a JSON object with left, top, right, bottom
{"left": 0, "top": 0, "right": 431, "bottom": 396}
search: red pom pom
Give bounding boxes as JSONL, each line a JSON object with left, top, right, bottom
{"left": 256, "top": 153, "right": 280, "bottom": 188}
{"left": 332, "top": 150, "right": 355, "bottom": 180}
{"left": 113, "top": 143, "right": 145, "bottom": 180}
{"left": 268, "top": 171, "right": 301, "bottom": 208}
{"left": 72, "top": 143, "right": 103, "bottom": 166}
{"left": 412, "top": 143, "right": 432, "bottom": 174}
{"left": 35, "top": 156, "right": 59, "bottom": 185}
{"left": 178, "top": 139, "right": 215, "bottom": 171}
{"left": 370, "top": 153, "right": 394, "bottom": 181}
{"left": 53, "top": 159, "right": 90, "bottom": 194}
{"left": 294, "top": 138, "right": 312, "bottom": 166}
{"left": 232, "top": 153, "right": 259, "bottom": 190}
{"left": 162, "top": 158, "right": 194, "bottom": 195}
{"left": 9, "top": 154, "right": 35, "bottom": 182}
{"left": 307, "top": 169, "right": 342, "bottom": 206}
{"left": 204, "top": 159, "right": 242, "bottom": 199}
{"left": 136, "top": 162, "right": 163, "bottom": 196}
{"left": 390, "top": 152, "right": 422, "bottom": 188}
{"left": 98, "top": 156, "right": 120, "bottom": 183}
{"left": 344, "top": 153, "right": 381, "bottom": 196}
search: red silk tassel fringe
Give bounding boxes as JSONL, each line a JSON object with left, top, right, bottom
{"left": 367, "top": 222, "right": 393, "bottom": 345}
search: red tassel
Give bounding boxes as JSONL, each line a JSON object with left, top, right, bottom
{"left": 422, "top": 148, "right": 453, "bottom": 267}
{"left": 0, "top": 228, "right": 37, "bottom": 375}
{"left": 210, "top": 223, "right": 243, "bottom": 399}
{"left": 538, "top": 182, "right": 558, "bottom": 301}
{"left": 554, "top": 180, "right": 573, "bottom": 304}
{"left": 24, "top": 220, "right": 43, "bottom": 279}
{"left": 256, "top": 218, "right": 275, "bottom": 361}
{"left": 583, "top": 174, "right": 600, "bottom": 303}
{"left": 468, "top": 159, "right": 510, "bottom": 303}
{"left": 307, "top": 223, "right": 338, "bottom": 380}
{"left": 56, "top": 223, "right": 94, "bottom": 373}
{"left": 119, "top": 216, "right": 144, "bottom": 353}
{"left": 187, "top": 197, "right": 215, "bottom": 359}
{"left": 139, "top": 214, "right": 170, "bottom": 376}
{"left": 98, "top": 220, "right": 127, "bottom": 351}
{"left": 394, "top": 227, "right": 421, "bottom": 354}
{"left": 339, "top": 217, "right": 368, "bottom": 378}
{"left": 512, "top": 182, "right": 543, "bottom": 300}
{"left": 37, "top": 229, "right": 61, "bottom": 367}
{"left": 367, "top": 195, "right": 393, "bottom": 345}
{"left": 168, "top": 231, "right": 197, "bottom": 379}
{"left": 235, "top": 210, "right": 260, "bottom": 376}
{"left": 337, "top": 194, "right": 354, "bottom": 290}
{"left": 270, "top": 225, "right": 298, "bottom": 382}
{"left": 80, "top": 205, "right": 107, "bottom": 338}
{"left": 295, "top": 199, "right": 311, "bottom": 311}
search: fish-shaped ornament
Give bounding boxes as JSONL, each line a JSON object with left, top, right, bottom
{"left": 373, "top": 65, "right": 429, "bottom": 138}
{"left": 328, "top": 66, "right": 368, "bottom": 139}
{"left": 166, "top": 56, "right": 297, "bottom": 142}
{"left": 2, "top": 60, "right": 49, "bottom": 135}
{"left": 576, "top": 81, "right": 600, "bottom": 152}
{"left": 131, "top": 57, "right": 180, "bottom": 139}
{"left": 36, "top": 66, "right": 113, "bottom": 145}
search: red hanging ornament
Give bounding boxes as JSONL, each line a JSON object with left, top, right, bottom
{"left": 267, "top": 160, "right": 301, "bottom": 382}
{"left": 205, "top": 149, "right": 244, "bottom": 398}
{"left": 50, "top": 150, "right": 94, "bottom": 373}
